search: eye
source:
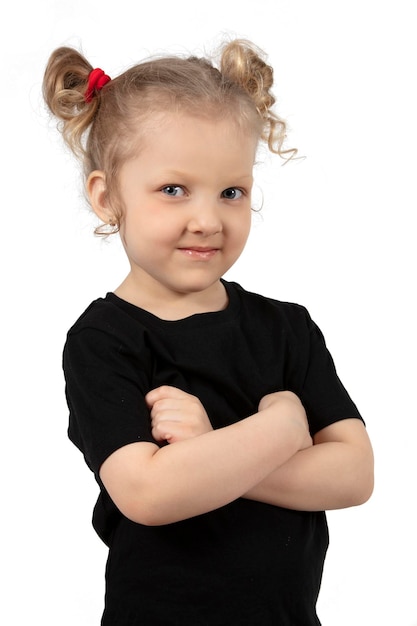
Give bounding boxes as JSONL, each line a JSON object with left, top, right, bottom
{"left": 221, "top": 187, "right": 243, "bottom": 200}
{"left": 161, "top": 185, "right": 185, "bottom": 197}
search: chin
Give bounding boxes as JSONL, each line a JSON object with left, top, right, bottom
{"left": 173, "top": 276, "right": 222, "bottom": 295}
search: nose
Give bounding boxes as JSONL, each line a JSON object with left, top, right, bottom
{"left": 186, "top": 201, "right": 223, "bottom": 236}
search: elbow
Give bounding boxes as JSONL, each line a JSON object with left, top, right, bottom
{"left": 115, "top": 495, "right": 171, "bottom": 527}
{"left": 351, "top": 476, "right": 374, "bottom": 506}
{"left": 115, "top": 491, "right": 185, "bottom": 527}
{"left": 358, "top": 469, "right": 375, "bottom": 505}
{"left": 100, "top": 480, "right": 162, "bottom": 526}
{"left": 120, "top": 505, "right": 159, "bottom": 527}
{"left": 99, "top": 443, "right": 179, "bottom": 526}
{"left": 328, "top": 474, "right": 373, "bottom": 511}
{"left": 347, "top": 458, "right": 375, "bottom": 507}
{"left": 345, "top": 434, "right": 375, "bottom": 507}
{"left": 358, "top": 447, "right": 375, "bottom": 504}
{"left": 329, "top": 450, "right": 374, "bottom": 510}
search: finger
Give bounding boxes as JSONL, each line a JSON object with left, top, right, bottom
{"left": 151, "top": 426, "right": 172, "bottom": 443}
{"left": 151, "top": 420, "right": 176, "bottom": 443}
{"left": 145, "top": 385, "right": 190, "bottom": 407}
{"left": 151, "top": 420, "right": 194, "bottom": 444}
{"left": 151, "top": 408, "right": 183, "bottom": 426}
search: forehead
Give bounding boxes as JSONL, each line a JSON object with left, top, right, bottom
{"left": 135, "top": 112, "right": 258, "bottom": 172}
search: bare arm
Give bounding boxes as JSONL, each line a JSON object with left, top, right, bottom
{"left": 140, "top": 387, "right": 374, "bottom": 512}
{"left": 99, "top": 387, "right": 312, "bottom": 526}
{"left": 244, "top": 418, "right": 374, "bottom": 510}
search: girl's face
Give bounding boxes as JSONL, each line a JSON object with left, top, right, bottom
{"left": 94, "top": 113, "right": 258, "bottom": 314}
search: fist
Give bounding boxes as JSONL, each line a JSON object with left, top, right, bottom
{"left": 145, "top": 385, "right": 213, "bottom": 444}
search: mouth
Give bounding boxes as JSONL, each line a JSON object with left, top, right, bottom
{"left": 177, "top": 247, "right": 219, "bottom": 260}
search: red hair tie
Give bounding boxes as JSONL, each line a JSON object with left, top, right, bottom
{"left": 84, "top": 68, "right": 111, "bottom": 103}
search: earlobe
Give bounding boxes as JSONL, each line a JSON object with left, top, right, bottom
{"left": 87, "top": 170, "right": 114, "bottom": 224}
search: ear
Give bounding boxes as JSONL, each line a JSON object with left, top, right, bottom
{"left": 87, "top": 170, "right": 115, "bottom": 224}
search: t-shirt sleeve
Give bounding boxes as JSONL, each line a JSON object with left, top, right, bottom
{"left": 291, "top": 307, "right": 363, "bottom": 436}
{"left": 63, "top": 322, "right": 156, "bottom": 475}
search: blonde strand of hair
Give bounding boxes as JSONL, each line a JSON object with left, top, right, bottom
{"left": 220, "top": 39, "right": 296, "bottom": 160}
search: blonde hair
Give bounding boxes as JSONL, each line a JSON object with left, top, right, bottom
{"left": 43, "top": 39, "right": 295, "bottom": 233}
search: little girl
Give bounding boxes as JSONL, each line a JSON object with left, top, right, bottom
{"left": 43, "top": 39, "right": 373, "bottom": 625}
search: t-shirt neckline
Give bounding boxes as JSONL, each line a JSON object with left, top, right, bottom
{"left": 105, "top": 279, "right": 240, "bottom": 330}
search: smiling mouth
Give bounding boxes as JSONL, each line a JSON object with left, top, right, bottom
{"left": 178, "top": 247, "right": 219, "bottom": 259}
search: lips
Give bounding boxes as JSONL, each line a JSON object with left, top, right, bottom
{"left": 178, "top": 247, "right": 219, "bottom": 260}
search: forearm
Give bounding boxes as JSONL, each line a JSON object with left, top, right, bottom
{"left": 244, "top": 430, "right": 374, "bottom": 511}
{"left": 147, "top": 411, "right": 300, "bottom": 521}
{"left": 102, "top": 399, "right": 307, "bottom": 526}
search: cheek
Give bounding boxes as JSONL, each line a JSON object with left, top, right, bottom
{"left": 232, "top": 211, "right": 252, "bottom": 245}
{"left": 122, "top": 211, "right": 180, "bottom": 248}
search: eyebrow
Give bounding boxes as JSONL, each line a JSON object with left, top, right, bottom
{"left": 160, "top": 170, "right": 254, "bottom": 183}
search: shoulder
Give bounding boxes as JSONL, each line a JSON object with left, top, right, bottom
{"left": 225, "top": 280, "right": 313, "bottom": 331}
{"left": 64, "top": 293, "right": 153, "bottom": 366}
{"left": 66, "top": 292, "right": 155, "bottom": 341}
{"left": 63, "top": 296, "right": 155, "bottom": 405}
{"left": 67, "top": 294, "right": 128, "bottom": 334}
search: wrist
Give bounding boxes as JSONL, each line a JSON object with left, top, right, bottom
{"left": 259, "top": 393, "right": 310, "bottom": 450}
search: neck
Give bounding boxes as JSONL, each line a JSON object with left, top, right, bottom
{"left": 113, "top": 274, "right": 228, "bottom": 321}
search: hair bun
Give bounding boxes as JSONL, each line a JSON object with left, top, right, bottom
{"left": 220, "top": 40, "right": 295, "bottom": 159}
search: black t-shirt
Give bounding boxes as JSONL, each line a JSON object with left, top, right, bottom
{"left": 63, "top": 280, "right": 362, "bottom": 625}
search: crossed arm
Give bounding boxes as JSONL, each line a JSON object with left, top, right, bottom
{"left": 244, "top": 418, "right": 373, "bottom": 511}
{"left": 99, "top": 386, "right": 374, "bottom": 526}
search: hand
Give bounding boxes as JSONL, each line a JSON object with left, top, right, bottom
{"left": 145, "top": 386, "right": 213, "bottom": 444}
{"left": 258, "top": 391, "right": 313, "bottom": 451}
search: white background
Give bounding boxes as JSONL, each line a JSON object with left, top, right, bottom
{"left": 1, "top": 1, "right": 416, "bottom": 624}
